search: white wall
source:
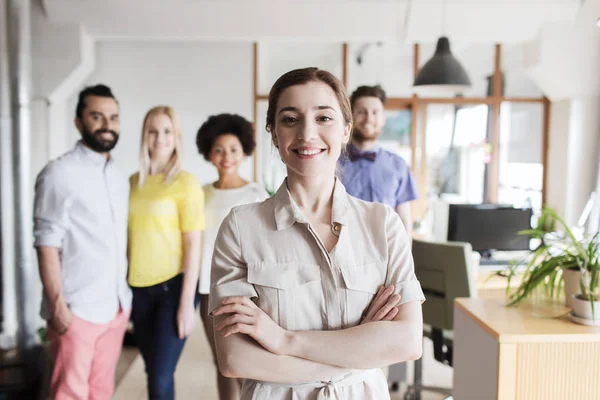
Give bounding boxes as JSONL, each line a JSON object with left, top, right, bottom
{"left": 523, "top": 0, "right": 600, "bottom": 226}
{"left": 546, "top": 97, "right": 600, "bottom": 226}
{"left": 31, "top": 0, "right": 96, "bottom": 175}
{"left": 31, "top": 3, "right": 81, "bottom": 99}
{"left": 524, "top": 0, "right": 600, "bottom": 101}
{"left": 66, "top": 41, "right": 254, "bottom": 185}
{"left": 346, "top": 42, "right": 414, "bottom": 97}
{"left": 546, "top": 100, "right": 572, "bottom": 219}
{"left": 565, "top": 97, "right": 600, "bottom": 226}
{"left": 502, "top": 43, "right": 544, "bottom": 98}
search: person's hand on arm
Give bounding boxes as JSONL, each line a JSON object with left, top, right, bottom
{"left": 177, "top": 230, "right": 202, "bottom": 339}
{"left": 394, "top": 160, "right": 418, "bottom": 238}
{"left": 34, "top": 165, "right": 73, "bottom": 334}
{"left": 37, "top": 246, "right": 72, "bottom": 334}
{"left": 360, "top": 285, "right": 402, "bottom": 323}
{"left": 176, "top": 177, "right": 205, "bottom": 339}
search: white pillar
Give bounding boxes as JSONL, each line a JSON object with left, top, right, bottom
{"left": 565, "top": 97, "right": 600, "bottom": 226}
{"left": 546, "top": 97, "right": 600, "bottom": 227}
{"left": 8, "top": 0, "right": 37, "bottom": 348}
{"left": 0, "top": 0, "right": 18, "bottom": 349}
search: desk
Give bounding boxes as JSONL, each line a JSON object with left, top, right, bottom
{"left": 468, "top": 250, "right": 522, "bottom": 292}
{"left": 476, "top": 269, "right": 523, "bottom": 299}
{"left": 453, "top": 298, "right": 600, "bottom": 400}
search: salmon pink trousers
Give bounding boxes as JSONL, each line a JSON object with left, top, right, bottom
{"left": 47, "top": 308, "right": 130, "bottom": 400}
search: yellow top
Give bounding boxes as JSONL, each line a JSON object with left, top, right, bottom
{"left": 128, "top": 171, "right": 205, "bottom": 287}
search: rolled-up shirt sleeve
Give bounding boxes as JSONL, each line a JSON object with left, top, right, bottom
{"left": 384, "top": 206, "right": 425, "bottom": 304}
{"left": 33, "top": 164, "right": 70, "bottom": 248}
{"left": 209, "top": 207, "right": 258, "bottom": 315}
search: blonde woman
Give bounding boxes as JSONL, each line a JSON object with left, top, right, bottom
{"left": 128, "top": 106, "right": 204, "bottom": 400}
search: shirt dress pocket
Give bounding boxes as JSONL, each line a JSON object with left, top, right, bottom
{"left": 340, "top": 262, "right": 386, "bottom": 327}
{"left": 247, "top": 262, "right": 321, "bottom": 330}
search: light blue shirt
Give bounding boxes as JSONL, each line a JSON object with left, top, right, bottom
{"left": 338, "top": 144, "right": 418, "bottom": 208}
{"left": 33, "top": 141, "right": 132, "bottom": 324}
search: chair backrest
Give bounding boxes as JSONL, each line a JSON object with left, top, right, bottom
{"left": 412, "top": 239, "right": 477, "bottom": 331}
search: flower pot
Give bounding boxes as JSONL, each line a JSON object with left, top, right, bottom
{"left": 570, "top": 294, "right": 600, "bottom": 322}
{"left": 562, "top": 268, "right": 582, "bottom": 307}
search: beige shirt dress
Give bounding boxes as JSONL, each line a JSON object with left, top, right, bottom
{"left": 209, "top": 180, "right": 425, "bottom": 400}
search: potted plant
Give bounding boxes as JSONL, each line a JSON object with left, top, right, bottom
{"left": 504, "top": 207, "right": 600, "bottom": 323}
{"left": 569, "top": 243, "right": 600, "bottom": 324}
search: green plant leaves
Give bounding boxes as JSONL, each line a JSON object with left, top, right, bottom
{"left": 504, "top": 207, "right": 600, "bottom": 320}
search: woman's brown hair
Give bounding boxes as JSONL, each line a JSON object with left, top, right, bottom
{"left": 265, "top": 67, "right": 353, "bottom": 135}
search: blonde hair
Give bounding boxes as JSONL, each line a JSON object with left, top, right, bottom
{"left": 138, "top": 106, "right": 183, "bottom": 187}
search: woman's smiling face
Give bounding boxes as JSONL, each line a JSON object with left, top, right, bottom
{"left": 271, "top": 81, "right": 351, "bottom": 178}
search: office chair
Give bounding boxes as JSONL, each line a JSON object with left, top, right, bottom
{"left": 404, "top": 239, "right": 477, "bottom": 400}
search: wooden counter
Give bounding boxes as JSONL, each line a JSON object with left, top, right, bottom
{"left": 453, "top": 298, "right": 600, "bottom": 400}
{"left": 476, "top": 269, "right": 523, "bottom": 300}
{"left": 476, "top": 270, "right": 520, "bottom": 290}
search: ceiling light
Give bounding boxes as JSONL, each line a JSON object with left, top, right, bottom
{"left": 412, "top": 0, "right": 472, "bottom": 95}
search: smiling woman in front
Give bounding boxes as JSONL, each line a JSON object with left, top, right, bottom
{"left": 209, "top": 68, "right": 424, "bottom": 399}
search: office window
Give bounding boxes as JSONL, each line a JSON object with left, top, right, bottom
{"left": 420, "top": 104, "right": 489, "bottom": 205}
{"left": 498, "top": 102, "right": 544, "bottom": 210}
{"left": 379, "top": 108, "right": 413, "bottom": 169}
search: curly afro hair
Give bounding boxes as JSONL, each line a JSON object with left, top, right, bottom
{"left": 196, "top": 113, "right": 255, "bottom": 161}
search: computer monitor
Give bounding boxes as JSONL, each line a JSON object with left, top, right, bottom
{"left": 447, "top": 204, "right": 532, "bottom": 257}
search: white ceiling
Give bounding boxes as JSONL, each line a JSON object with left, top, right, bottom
{"left": 41, "top": 0, "right": 584, "bottom": 43}
{"left": 406, "top": 0, "right": 583, "bottom": 43}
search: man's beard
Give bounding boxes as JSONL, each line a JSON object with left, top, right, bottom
{"left": 80, "top": 124, "right": 119, "bottom": 153}
{"left": 352, "top": 126, "right": 379, "bottom": 143}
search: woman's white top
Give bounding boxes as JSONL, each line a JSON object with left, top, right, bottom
{"left": 199, "top": 182, "right": 269, "bottom": 294}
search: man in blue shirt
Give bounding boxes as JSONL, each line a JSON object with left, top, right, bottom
{"left": 339, "top": 85, "right": 418, "bottom": 236}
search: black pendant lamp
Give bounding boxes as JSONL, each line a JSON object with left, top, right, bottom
{"left": 413, "top": 37, "right": 471, "bottom": 94}
{"left": 413, "top": 0, "right": 471, "bottom": 94}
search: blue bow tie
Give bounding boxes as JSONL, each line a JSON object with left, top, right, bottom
{"left": 348, "top": 149, "right": 377, "bottom": 162}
